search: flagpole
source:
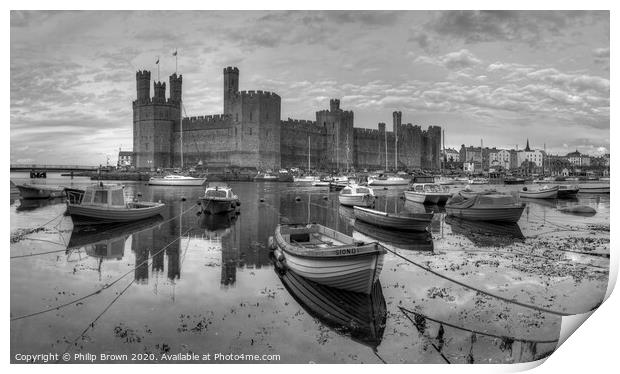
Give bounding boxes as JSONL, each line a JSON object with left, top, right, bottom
{"left": 157, "top": 56, "right": 160, "bottom": 81}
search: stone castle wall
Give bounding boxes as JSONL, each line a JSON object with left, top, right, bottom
{"left": 133, "top": 67, "right": 441, "bottom": 171}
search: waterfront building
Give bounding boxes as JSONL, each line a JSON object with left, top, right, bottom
{"left": 567, "top": 150, "right": 591, "bottom": 167}
{"left": 517, "top": 140, "right": 544, "bottom": 168}
{"left": 132, "top": 67, "right": 441, "bottom": 171}
{"left": 117, "top": 150, "right": 133, "bottom": 168}
{"left": 443, "top": 148, "right": 460, "bottom": 163}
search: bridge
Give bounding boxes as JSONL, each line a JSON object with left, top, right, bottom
{"left": 10, "top": 164, "right": 102, "bottom": 172}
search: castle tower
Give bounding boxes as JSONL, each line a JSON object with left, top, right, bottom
{"left": 330, "top": 99, "right": 340, "bottom": 112}
{"left": 153, "top": 81, "right": 166, "bottom": 101}
{"left": 169, "top": 73, "right": 182, "bottom": 103}
{"left": 393, "top": 111, "right": 402, "bottom": 169}
{"left": 223, "top": 66, "right": 239, "bottom": 115}
{"left": 136, "top": 70, "right": 151, "bottom": 102}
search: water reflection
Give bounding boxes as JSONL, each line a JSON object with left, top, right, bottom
{"left": 275, "top": 266, "right": 387, "bottom": 350}
{"left": 16, "top": 197, "right": 65, "bottom": 212}
{"left": 445, "top": 216, "right": 525, "bottom": 247}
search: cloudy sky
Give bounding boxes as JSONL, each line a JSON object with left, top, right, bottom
{"left": 10, "top": 10, "right": 609, "bottom": 165}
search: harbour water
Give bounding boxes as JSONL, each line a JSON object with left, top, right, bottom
{"left": 10, "top": 173, "right": 610, "bottom": 363}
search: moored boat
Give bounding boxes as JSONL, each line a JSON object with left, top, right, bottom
{"left": 67, "top": 183, "right": 166, "bottom": 225}
{"left": 504, "top": 177, "right": 526, "bottom": 185}
{"left": 293, "top": 175, "right": 321, "bottom": 185}
{"left": 148, "top": 174, "right": 207, "bottom": 186}
{"left": 353, "top": 206, "right": 433, "bottom": 232}
{"left": 469, "top": 177, "right": 489, "bottom": 185}
{"left": 64, "top": 187, "right": 85, "bottom": 204}
{"left": 445, "top": 194, "right": 525, "bottom": 223}
{"left": 353, "top": 220, "right": 434, "bottom": 251}
{"left": 339, "top": 184, "right": 375, "bottom": 207}
{"left": 271, "top": 223, "right": 386, "bottom": 294}
{"left": 16, "top": 183, "right": 65, "bottom": 199}
{"left": 458, "top": 187, "right": 498, "bottom": 199}
{"left": 367, "top": 174, "right": 409, "bottom": 186}
{"left": 578, "top": 183, "right": 610, "bottom": 194}
{"left": 404, "top": 183, "right": 451, "bottom": 204}
{"left": 518, "top": 185, "right": 558, "bottom": 199}
{"left": 557, "top": 184, "right": 579, "bottom": 198}
{"left": 198, "top": 185, "right": 240, "bottom": 214}
{"left": 254, "top": 171, "right": 279, "bottom": 182}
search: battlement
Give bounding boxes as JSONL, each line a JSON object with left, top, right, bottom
{"left": 136, "top": 70, "right": 151, "bottom": 79}
{"left": 239, "top": 90, "right": 280, "bottom": 100}
{"left": 224, "top": 66, "right": 239, "bottom": 74}
{"left": 282, "top": 118, "right": 316, "bottom": 127}
{"left": 353, "top": 127, "right": 381, "bottom": 138}
{"left": 186, "top": 114, "right": 232, "bottom": 123}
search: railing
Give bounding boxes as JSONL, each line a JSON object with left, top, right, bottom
{"left": 10, "top": 164, "right": 101, "bottom": 171}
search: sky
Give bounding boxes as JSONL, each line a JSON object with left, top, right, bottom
{"left": 10, "top": 10, "right": 610, "bottom": 165}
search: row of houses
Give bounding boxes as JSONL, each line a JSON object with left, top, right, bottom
{"left": 443, "top": 140, "right": 609, "bottom": 175}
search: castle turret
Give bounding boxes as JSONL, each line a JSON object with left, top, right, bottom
{"left": 153, "top": 81, "right": 166, "bottom": 101}
{"left": 330, "top": 99, "right": 340, "bottom": 112}
{"left": 136, "top": 70, "right": 151, "bottom": 102}
{"left": 169, "top": 73, "right": 182, "bottom": 103}
{"left": 223, "top": 66, "right": 239, "bottom": 114}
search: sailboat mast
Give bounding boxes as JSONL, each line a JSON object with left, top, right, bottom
{"left": 307, "top": 134, "right": 310, "bottom": 172}
{"left": 384, "top": 129, "right": 388, "bottom": 170}
{"left": 180, "top": 99, "right": 183, "bottom": 169}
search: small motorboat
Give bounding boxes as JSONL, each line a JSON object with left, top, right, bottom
{"left": 468, "top": 177, "right": 489, "bottom": 185}
{"left": 445, "top": 194, "right": 525, "bottom": 223}
{"left": 271, "top": 223, "right": 386, "bottom": 294}
{"left": 504, "top": 177, "right": 526, "bottom": 185}
{"left": 578, "top": 183, "right": 610, "bottom": 194}
{"left": 519, "top": 185, "right": 558, "bottom": 199}
{"left": 404, "top": 183, "right": 452, "bottom": 205}
{"left": 274, "top": 266, "right": 387, "bottom": 349}
{"left": 293, "top": 175, "right": 320, "bottom": 184}
{"left": 16, "top": 183, "right": 65, "bottom": 199}
{"left": 198, "top": 185, "right": 240, "bottom": 214}
{"left": 367, "top": 174, "right": 409, "bottom": 186}
{"left": 557, "top": 184, "right": 579, "bottom": 198}
{"left": 353, "top": 206, "right": 433, "bottom": 232}
{"left": 67, "top": 183, "right": 165, "bottom": 226}
{"left": 254, "top": 171, "right": 279, "bottom": 182}
{"left": 312, "top": 179, "right": 331, "bottom": 187}
{"left": 339, "top": 184, "right": 375, "bottom": 207}
{"left": 148, "top": 174, "right": 207, "bottom": 186}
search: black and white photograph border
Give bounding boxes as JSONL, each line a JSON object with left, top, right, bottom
{"left": 4, "top": 0, "right": 618, "bottom": 372}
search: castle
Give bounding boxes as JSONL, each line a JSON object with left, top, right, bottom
{"left": 133, "top": 67, "right": 442, "bottom": 171}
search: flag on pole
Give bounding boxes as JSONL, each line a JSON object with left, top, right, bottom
{"left": 172, "top": 50, "right": 177, "bottom": 56}
{"left": 156, "top": 57, "right": 159, "bottom": 64}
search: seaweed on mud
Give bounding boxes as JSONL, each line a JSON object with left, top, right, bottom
{"left": 426, "top": 287, "right": 456, "bottom": 302}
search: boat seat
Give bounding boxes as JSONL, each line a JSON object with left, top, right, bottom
{"left": 289, "top": 233, "right": 310, "bottom": 243}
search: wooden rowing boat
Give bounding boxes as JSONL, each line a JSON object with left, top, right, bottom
{"left": 16, "top": 183, "right": 65, "bottom": 199}
{"left": 578, "top": 183, "right": 610, "bottom": 194}
{"left": 275, "top": 266, "right": 386, "bottom": 349}
{"left": 353, "top": 220, "right": 434, "bottom": 251}
{"left": 272, "top": 224, "right": 386, "bottom": 294}
{"left": 445, "top": 194, "right": 525, "bottom": 223}
{"left": 353, "top": 206, "right": 433, "bottom": 232}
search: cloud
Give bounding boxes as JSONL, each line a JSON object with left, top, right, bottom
{"left": 593, "top": 47, "right": 610, "bottom": 58}
{"left": 414, "top": 49, "right": 481, "bottom": 70}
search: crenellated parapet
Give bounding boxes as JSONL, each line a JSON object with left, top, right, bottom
{"left": 281, "top": 118, "right": 324, "bottom": 133}
{"left": 180, "top": 114, "right": 233, "bottom": 131}
{"left": 238, "top": 90, "right": 281, "bottom": 100}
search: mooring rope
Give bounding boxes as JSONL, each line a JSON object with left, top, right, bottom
{"left": 10, "top": 211, "right": 66, "bottom": 243}
{"left": 10, "top": 205, "right": 198, "bottom": 322}
{"left": 398, "top": 306, "right": 559, "bottom": 344}
{"left": 383, "top": 246, "right": 578, "bottom": 316}
{"left": 399, "top": 307, "right": 451, "bottom": 364}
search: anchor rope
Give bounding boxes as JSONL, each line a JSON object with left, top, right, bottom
{"left": 10, "top": 205, "right": 198, "bottom": 322}
{"left": 399, "top": 307, "right": 451, "bottom": 364}
{"left": 398, "top": 306, "right": 559, "bottom": 344}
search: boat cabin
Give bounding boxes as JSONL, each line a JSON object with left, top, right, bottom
{"left": 341, "top": 185, "right": 373, "bottom": 195}
{"left": 410, "top": 183, "right": 445, "bottom": 193}
{"left": 204, "top": 186, "right": 236, "bottom": 199}
{"left": 80, "top": 184, "right": 126, "bottom": 207}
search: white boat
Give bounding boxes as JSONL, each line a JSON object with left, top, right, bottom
{"left": 404, "top": 183, "right": 452, "bottom": 204}
{"left": 294, "top": 175, "right": 321, "bottom": 184}
{"left": 67, "top": 183, "right": 165, "bottom": 225}
{"left": 254, "top": 171, "right": 278, "bottom": 181}
{"left": 148, "top": 174, "right": 207, "bottom": 186}
{"left": 578, "top": 183, "right": 610, "bottom": 194}
{"left": 271, "top": 223, "right": 386, "bottom": 294}
{"left": 199, "top": 185, "right": 240, "bottom": 214}
{"left": 339, "top": 185, "right": 375, "bottom": 207}
{"left": 16, "top": 184, "right": 65, "bottom": 199}
{"left": 367, "top": 175, "right": 409, "bottom": 186}
{"left": 518, "top": 185, "right": 559, "bottom": 199}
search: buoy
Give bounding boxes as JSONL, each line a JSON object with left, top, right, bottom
{"left": 274, "top": 248, "right": 285, "bottom": 262}
{"left": 522, "top": 187, "right": 528, "bottom": 191}
{"left": 268, "top": 236, "right": 276, "bottom": 250}
{"left": 295, "top": 196, "right": 301, "bottom": 201}
{"left": 181, "top": 196, "right": 187, "bottom": 201}
{"left": 196, "top": 211, "right": 201, "bottom": 216}
{"left": 259, "top": 198, "right": 265, "bottom": 202}
{"left": 236, "top": 201, "right": 241, "bottom": 206}
{"left": 323, "top": 196, "right": 328, "bottom": 200}
{"left": 137, "top": 192, "right": 142, "bottom": 197}
{"left": 196, "top": 200, "right": 202, "bottom": 205}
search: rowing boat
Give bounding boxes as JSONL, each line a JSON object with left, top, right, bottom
{"left": 518, "top": 185, "right": 558, "bottom": 199}
{"left": 578, "top": 183, "right": 610, "bottom": 194}
{"left": 272, "top": 224, "right": 386, "bottom": 294}
{"left": 445, "top": 194, "right": 525, "bottom": 223}
{"left": 353, "top": 206, "right": 433, "bottom": 232}
{"left": 16, "top": 183, "right": 65, "bottom": 199}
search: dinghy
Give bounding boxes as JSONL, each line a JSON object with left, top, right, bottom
{"left": 518, "top": 185, "right": 558, "bottom": 199}
{"left": 353, "top": 206, "right": 433, "bottom": 232}
{"left": 339, "top": 184, "right": 375, "bottom": 207}
{"left": 271, "top": 224, "right": 386, "bottom": 294}
{"left": 445, "top": 194, "right": 525, "bottom": 223}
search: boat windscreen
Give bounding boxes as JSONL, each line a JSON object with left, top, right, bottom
{"left": 355, "top": 187, "right": 370, "bottom": 194}
{"left": 111, "top": 190, "right": 125, "bottom": 206}
{"left": 206, "top": 190, "right": 228, "bottom": 198}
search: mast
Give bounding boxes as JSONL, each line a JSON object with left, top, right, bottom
{"left": 307, "top": 134, "right": 310, "bottom": 172}
{"left": 394, "top": 127, "right": 398, "bottom": 171}
{"left": 180, "top": 99, "right": 183, "bottom": 169}
{"left": 384, "top": 129, "right": 388, "bottom": 170}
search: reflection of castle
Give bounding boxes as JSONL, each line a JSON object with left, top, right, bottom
{"left": 133, "top": 68, "right": 442, "bottom": 171}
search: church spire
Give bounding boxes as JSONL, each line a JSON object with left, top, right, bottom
{"left": 525, "top": 139, "right": 531, "bottom": 152}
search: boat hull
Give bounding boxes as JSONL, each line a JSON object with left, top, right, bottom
{"left": 17, "top": 184, "right": 65, "bottom": 199}
{"left": 67, "top": 202, "right": 166, "bottom": 225}
{"left": 353, "top": 206, "right": 432, "bottom": 232}
{"left": 519, "top": 187, "right": 558, "bottom": 199}
{"left": 578, "top": 184, "right": 610, "bottom": 194}
{"left": 148, "top": 178, "right": 207, "bottom": 186}
{"left": 339, "top": 194, "right": 375, "bottom": 207}
{"left": 445, "top": 205, "right": 525, "bottom": 223}
{"left": 557, "top": 187, "right": 579, "bottom": 198}
{"left": 368, "top": 179, "right": 409, "bottom": 186}
{"left": 403, "top": 191, "right": 440, "bottom": 204}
